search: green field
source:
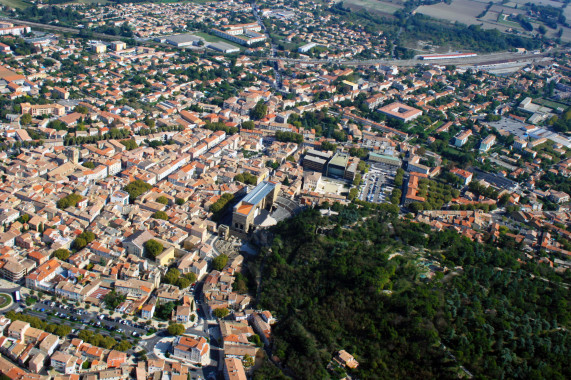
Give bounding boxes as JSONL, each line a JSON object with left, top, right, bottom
{"left": 194, "top": 32, "right": 244, "bottom": 50}
{"left": 343, "top": 0, "right": 403, "bottom": 15}
{"left": 0, "top": 0, "right": 32, "bottom": 9}
{"left": 77, "top": 0, "right": 110, "bottom": 4}
{"left": 535, "top": 98, "right": 570, "bottom": 109}
{"left": 0, "top": 293, "right": 12, "bottom": 308}
{"left": 156, "top": 0, "right": 214, "bottom": 3}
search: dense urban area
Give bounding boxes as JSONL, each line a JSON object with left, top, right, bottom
{"left": 0, "top": 0, "right": 569, "bottom": 379}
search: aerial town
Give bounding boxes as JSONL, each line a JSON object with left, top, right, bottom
{"left": 0, "top": 0, "right": 569, "bottom": 379}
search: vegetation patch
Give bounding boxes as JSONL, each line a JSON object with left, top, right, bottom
{"left": 255, "top": 205, "right": 570, "bottom": 379}
{"left": 0, "top": 293, "right": 12, "bottom": 308}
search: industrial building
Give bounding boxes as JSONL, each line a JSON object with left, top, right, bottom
{"left": 298, "top": 42, "right": 318, "bottom": 53}
{"left": 419, "top": 53, "right": 477, "bottom": 60}
{"left": 231, "top": 181, "right": 280, "bottom": 234}
{"left": 208, "top": 42, "right": 240, "bottom": 54}
{"left": 164, "top": 34, "right": 202, "bottom": 47}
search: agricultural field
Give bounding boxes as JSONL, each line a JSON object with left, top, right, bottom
{"left": 415, "top": 0, "right": 486, "bottom": 26}
{"left": 342, "top": 0, "right": 404, "bottom": 15}
{"left": 0, "top": 0, "right": 31, "bottom": 10}
{"left": 414, "top": 0, "right": 571, "bottom": 42}
{"left": 506, "top": 0, "right": 563, "bottom": 8}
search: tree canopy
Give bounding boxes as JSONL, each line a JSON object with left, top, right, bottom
{"left": 255, "top": 205, "right": 571, "bottom": 379}
{"left": 56, "top": 193, "right": 83, "bottom": 209}
{"left": 212, "top": 254, "right": 229, "bottom": 271}
{"left": 144, "top": 239, "right": 163, "bottom": 258}
{"left": 124, "top": 180, "right": 152, "bottom": 202}
{"left": 167, "top": 323, "right": 186, "bottom": 336}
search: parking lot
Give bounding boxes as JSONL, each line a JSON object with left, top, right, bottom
{"left": 29, "top": 300, "right": 149, "bottom": 339}
{"left": 359, "top": 164, "right": 397, "bottom": 203}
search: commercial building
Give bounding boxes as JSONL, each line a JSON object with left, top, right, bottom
{"left": 326, "top": 152, "right": 349, "bottom": 178}
{"left": 368, "top": 152, "right": 402, "bottom": 168}
{"left": 378, "top": 102, "right": 422, "bottom": 123}
{"left": 302, "top": 149, "right": 332, "bottom": 173}
{"left": 232, "top": 181, "right": 280, "bottom": 234}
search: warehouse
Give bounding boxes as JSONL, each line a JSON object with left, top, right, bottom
{"left": 164, "top": 34, "right": 202, "bottom": 47}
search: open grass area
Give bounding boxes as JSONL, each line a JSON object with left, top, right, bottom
{"left": 77, "top": 0, "right": 110, "bottom": 4}
{"left": 0, "top": 0, "right": 32, "bottom": 10}
{"left": 535, "top": 98, "right": 570, "bottom": 109}
{"left": 344, "top": 0, "right": 403, "bottom": 15}
{"left": 194, "top": 31, "right": 244, "bottom": 50}
{"left": 0, "top": 293, "right": 12, "bottom": 308}
{"left": 156, "top": 0, "right": 214, "bottom": 3}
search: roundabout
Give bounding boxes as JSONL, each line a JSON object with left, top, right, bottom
{"left": 0, "top": 293, "right": 13, "bottom": 309}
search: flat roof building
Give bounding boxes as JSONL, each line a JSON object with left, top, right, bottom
{"left": 326, "top": 152, "right": 349, "bottom": 179}
{"left": 379, "top": 102, "right": 422, "bottom": 123}
{"left": 208, "top": 42, "right": 240, "bottom": 54}
{"left": 164, "top": 34, "right": 202, "bottom": 47}
{"left": 303, "top": 149, "right": 332, "bottom": 173}
{"left": 368, "top": 152, "right": 402, "bottom": 168}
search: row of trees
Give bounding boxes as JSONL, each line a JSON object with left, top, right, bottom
{"left": 210, "top": 193, "right": 235, "bottom": 221}
{"left": 78, "top": 330, "right": 132, "bottom": 352}
{"left": 5, "top": 311, "right": 71, "bottom": 338}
